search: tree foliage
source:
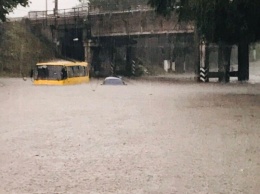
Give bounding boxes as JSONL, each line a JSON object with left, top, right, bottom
{"left": 148, "top": 0, "right": 260, "bottom": 45}
{"left": 0, "top": 0, "right": 29, "bottom": 21}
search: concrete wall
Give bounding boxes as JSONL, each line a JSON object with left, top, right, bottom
{"left": 90, "top": 10, "right": 194, "bottom": 37}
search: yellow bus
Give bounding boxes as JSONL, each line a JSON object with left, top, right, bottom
{"left": 33, "top": 60, "right": 89, "bottom": 85}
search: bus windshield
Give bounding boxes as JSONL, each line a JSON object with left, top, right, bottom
{"left": 36, "top": 65, "right": 63, "bottom": 80}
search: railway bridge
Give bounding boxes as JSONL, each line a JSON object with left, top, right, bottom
{"left": 28, "top": 5, "right": 195, "bottom": 76}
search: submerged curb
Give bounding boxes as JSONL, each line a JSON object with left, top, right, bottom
{"left": 133, "top": 75, "right": 196, "bottom": 83}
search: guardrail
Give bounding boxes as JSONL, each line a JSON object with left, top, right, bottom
{"left": 88, "top": 4, "right": 152, "bottom": 14}
{"left": 28, "top": 6, "right": 89, "bottom": 20}
{"left": 27, "top": 4, "right": 153, "bottom": 20}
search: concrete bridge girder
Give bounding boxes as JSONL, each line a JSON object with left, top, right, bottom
{"left": 89, "top": 10, "right": 194, "bottom": 37}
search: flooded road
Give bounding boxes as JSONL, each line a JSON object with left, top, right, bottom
{"left": 0, "top": 78, "right": 259, "bottom": 194}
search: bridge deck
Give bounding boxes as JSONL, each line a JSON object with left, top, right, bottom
{"left": 27, "top": 7, "right": 194, "bottom": 37}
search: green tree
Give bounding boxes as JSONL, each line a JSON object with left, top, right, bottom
{"left": 148, "top": 0, "right": 260, "bottom": 81}
{"left": 0, "top": 0, "right": 29, "bottom": 22}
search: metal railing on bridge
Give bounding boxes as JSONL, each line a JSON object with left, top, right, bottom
{"left": 27, "top": 4, "right": 153, "bottom": 21}
{"left": 28, "top": 6, "right": 89, "bottom": 20}
{"left": 88, "top": 4, "right": 152, "bottom": 15}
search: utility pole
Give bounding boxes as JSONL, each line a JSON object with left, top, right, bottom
{"left": 46, "top": 0, "right": 48, "bottom": 14}
{"left": 53, "top": 0, "right": 59, "bottom": 52}
{"left": 45, "top": 0, "right": 48, "bottom": 25}
{"left": 54, "top": 0, "right": 58, "bottom": 16}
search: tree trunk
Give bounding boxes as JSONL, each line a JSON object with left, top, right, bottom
{"left": 218, "top": 43, "right": 232, "bottom": 83}
{"left": 193, "top": 26, "right": 200, "bottom": 82}
{"left": 126, "top": 46, "right": 132, "bottom": 76}
{"left": 205, "top": 43, "right": 210, "bottom": 82}
{"left": 0, "top": 56, "right": 3, "bottom": 73}
{"left": 238, "top": 39, "right": 249, "bottom": 81}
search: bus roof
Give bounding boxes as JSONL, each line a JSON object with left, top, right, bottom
{"left": 36, "top": 60, "right": 88, "bottom": 67}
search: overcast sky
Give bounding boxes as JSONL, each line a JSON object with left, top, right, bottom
{"left": 8, "top": 0, "right": 81, "bottom": 18}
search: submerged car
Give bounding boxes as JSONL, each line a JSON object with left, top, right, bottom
{"left": 102, "top": 76, "right": 126, "bottom": 85}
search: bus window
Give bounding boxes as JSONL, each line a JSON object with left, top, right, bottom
{"left": 86, "top": 67, "right": 89, "bottom": 76}
{"left": 82, "top": 66, "right": 88, "bottom": 76}
{"left": 37, "top": 66, "right": 49, "bottom": 79}
{"left": 47, "top": 66, "right": 62, "bottom": 80}
{"left": 73, "top": 66, "right": 80, "bottom": 77}
{"left": 79, "top": 66, "right": 85, "bottom": 76}
{"left": 67, "top": 67, "right": 74, "bottom": 78}
{"left": 61, "top": 67, "right": 67, "bottom": 80}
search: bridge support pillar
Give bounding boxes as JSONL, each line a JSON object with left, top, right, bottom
{"left": 126, "top": 46, "right": 133, "bottom": 76}
{"left": 84, "top": 40, "right": 94, "bottom": 64}
{"left": 218, "top": 43, "right": 231, "bottom": 83}
{"left": 238, "top": 40, "right": 249, "bottom": 81}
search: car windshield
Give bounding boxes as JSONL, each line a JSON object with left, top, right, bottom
{"left": 103, "top": 78, "right": 124, "bottom": 85}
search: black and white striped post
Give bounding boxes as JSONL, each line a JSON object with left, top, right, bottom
{"left": 110, "top": 63, "right": 114, "bottom": 75}
{"left": 200, "top": 67, "right": 209, "bottom": 82}
{"left": 199, "top": 41, "right": 209, "bottom": 82}
{"left": 131, "top": 60, "right": 136, "bottom": 75}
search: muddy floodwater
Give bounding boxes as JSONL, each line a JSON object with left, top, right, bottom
{"left": 0, "top": 78, "right": 259, "bottom": 194}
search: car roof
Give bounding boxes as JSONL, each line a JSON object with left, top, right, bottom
{"left": 103, "top": 76, "right": 126, "bottom": 85}
{"left": 104, "top": 76, "right": 121, "bottom": 80}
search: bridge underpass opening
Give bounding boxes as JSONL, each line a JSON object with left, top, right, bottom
{"left": 91, "top": 37, "right": 138, "bottom": 76}
{"left": 60, "top": 28, "right": 84, "bottom": 61}
{"left": 89, "top": 34, "right": 196, "bottom": 77}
